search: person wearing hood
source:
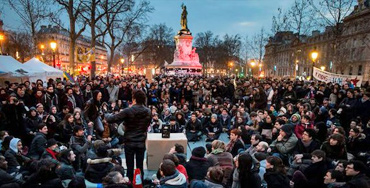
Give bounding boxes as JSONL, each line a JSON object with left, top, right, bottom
{"left": 264, "top": 156, "right": 290, "bottom": 188}
{"left": 4, "top": 138, "right": 31, "bottom": 174}
{"left": 294, "top": 115, "right": 314, "bottom": 139}
{"left": 159, "top": 159, "right": 187, "bottom": 188}
{"left": 290, "top": 114, "right": 301, "bottom": 127}
{"left": 270, "top": 124, "right": 298, "bottom": 163}
{"left": 85, "top": 145, "right": 115, "bottom": 183}
{"left": 161, "top": 108, "right": 172, "bottom": 123}
{"left": 28, "top": 123, "right": 48, "bottom": 160}
{"left": 316, "top": 106, "right": 329, "bottom": 123}
{"left": 184, "top": 146, "right": 211, "bottom": 182}
{"left": 43, "top": 85, "right": 59, "bottom": 113}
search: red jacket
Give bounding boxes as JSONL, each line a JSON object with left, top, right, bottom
{"left": 294, "top": 123, "right": 314, "bottom": 139}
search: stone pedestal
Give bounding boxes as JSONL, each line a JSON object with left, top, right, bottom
{"left": 166, "top": 32, "right": 202, "bottom": 75}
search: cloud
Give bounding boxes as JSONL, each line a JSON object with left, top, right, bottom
{"left": 238, "top": 21, "right": 256, "bottom": 27}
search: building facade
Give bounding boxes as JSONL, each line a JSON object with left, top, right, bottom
{"left": 38, "top": 25, "right": 108, "bottom": 74}
{"left": 264, "top": 2, "right": 370, "bottom": 82}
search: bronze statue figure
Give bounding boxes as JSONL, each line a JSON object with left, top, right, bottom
{"left": 181, "top": 3, "right": 188, "bottom": 30}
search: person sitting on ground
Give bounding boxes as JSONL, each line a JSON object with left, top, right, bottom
{"left": 28, "top": 123, "right": 48, "bottom": 160}
{"left": 190, "top": 166, "right": 224, "bottom": 188}
{"left": 244, "top": 134, "right": 262, "bottom": 156}
{"left": 159, "top": 159, "right": 187, "bottom": 188}
{"left": 184, "top": 146, "right": 211, "bottom": 182}
{"left": 70, "top": 125, "right": 92, "bottom": 171}
{"left": 168, "top": 116, "right": 182, "bottom": 133}
{"left": 292, "top": 150, "right": 328, "bottom": 188}
{"left": 157, "top": 153, "right": 188, "bottom": 182}
{"left": 323, "top": 170, "right": 346, "bottom": 188}
{"left": 0, "top": 155, "right": 24, "bottom": 188}
{"left": 56, "top": 149, "right": 76, "bottom": 181}
{"left": 169, "top": 143, "right": 187, "bottom": 165}
{"left": 4, "top": 137, "right": 31, "bottom": 175}
{"left": 85, "top": 145, "right": 115, "bottom": 183}
{"left": 102, "top": 171, "right": 130, "bottom": 188}
{"left": 225, "top": 129, "right": 245, "bottom": 157}
{"left": 229, "top": 153, "right": 261, "bottom": 188}
{"left": 270, "top": 124, "right": 298, "bottom": 163}
{"left": 320, "top": 133, "right": 347, "bottom": 161}
{"left": 207, "top": 140, "right": 234, "bottom": 184}
{"left": 205, "top": 114, "right": 223, "bottom": 142}
{"left": 345, "top": 160, "right": 370, "bottom": 188}
{"left": 264, "top": 156, "right": 290, "bottom": 188}
{"left": 185, "top": 113, "right": 203, "bottom": 141}
{"left": 41, "top": 138, "right": 59, "bottom": 162}
{"left": 294, "top": 115, "right": 314, "bottom": 139}
{"left": 23, "top": 158, "right": 64, "bottom": 188}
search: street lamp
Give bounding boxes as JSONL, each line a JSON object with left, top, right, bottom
{"left": 320, "top": 66, "right": 325, "bottom": 71}
{"left": 0, "top": 34, "right": 4, "bottom": 55}
{"left": 228, "top": 62, "right": 233, "bottom": 76}
{"left": 50, "top": 39, "right": 57, "bottom": 68}
{"left": 310, "top": 48, "right": 318, "bottom": 79}
{"left": 120, "top": 58, "right": 124, "bottom": 74}
{"left": 250, "top": 60, "right": 256, "bottom": 77}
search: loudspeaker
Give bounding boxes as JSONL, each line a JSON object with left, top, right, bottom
{"left": 162, "top": 124, "right": 170, "bottom": 138}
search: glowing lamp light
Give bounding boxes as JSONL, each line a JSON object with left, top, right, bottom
{"left": 320, "top": 66, "right": 325, "bottom": 71}
{"left": 311, "top": 51, "right": 318, "bottom": 62}
{"left": 50, "top": 41, "right": 57, "bottom": 51}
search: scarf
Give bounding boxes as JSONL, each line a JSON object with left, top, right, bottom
{"left": 226, "top": 140, "right": 236, "bottom": 152}
{"left": 46, "top": 148, "right": 58, "bottom": 160}
{"left": 211, "top": 148, "right": 224, "bottom": 155}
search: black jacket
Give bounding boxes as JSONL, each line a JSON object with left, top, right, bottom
{"left": 85, "top": 157, "right": 114, "bottom": 183}
{"left": 0, "top": 168, "right": 23, "bottom": 187}
{"left": 264, "top": 169, "right": 290, "bottom": 188}
{"left": 303, "top": 160, "right": 328, "bottom": 188}
{"left": 184, "top": 156, "right": 211, "bottom": 181}
{"left": 347, "top": 173, "right": 370, "bottom": 188}
{"left": 105, "top": 104, "right": 151, "bottom": 148}
{"left": 292, "top": 139, "right": 321, "bottom": 159}
{"left": 28, "top": 132, "right": 47, "bottom": 160}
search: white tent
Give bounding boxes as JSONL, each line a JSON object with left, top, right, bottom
{"left": 0, "top": 55, "right": 30, "bottom": 84}
{"left": 24, "top": 58, "right": 63, "bottom": 82}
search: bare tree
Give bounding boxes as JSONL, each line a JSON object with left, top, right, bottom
{"left": 142, "top": 23, "right": 174, "bottom": 68}
{"left": 7, "top": 32, "right": 33, "bottom": 62}
{"left": 99, "top": 0, "right": 153, "bottom": 72}
{"left": 52, "top": 0, "right": 87, "bottom": 75}
{"left": 288, "top": 0, "right": 315, "bottom": 37}
{"left": 309, "top": 0, "right": 355, "bottom": 73}
{"left": 195, "top": 31, "right": 218, "bottom": 73}
{"left": 271, "top": 8, "right": 290, "bottom": 35}
{"left": 6, "top": 0, "right": 50, "bottom": 55}
{"left": 81, "top": 0, "right": 134, "bottom": 77}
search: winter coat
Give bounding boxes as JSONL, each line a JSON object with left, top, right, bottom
{"left": 347, "top": 133, "right": 367, "bottom": 156}
{"left": 204, "top": 179, "right": 224, "bottom": 188}
{"left": 205, "top": 120, "right": 223, "bottom": 134}
{"left": 347, "top": 173, "right": 370, "bottom": 188}
{"left": 160, "top": 170, "right": 187, "bottom": 188}
{"left": 55, "top": 160, "right": 75, "bottom": 180}
{"left": 73, "top": 91, "right": 85, "bottom": 109}
{"left": 230, "top": 168, "right": 261, "bottom": 188}
{"left": 294, "top": 123, "right": 314, "bottom": 139}
{"left": 264, "top": 169, "right": 290, "bottom": 188}
{"left": 107, "top": 85, "right": 119, "bottom": 103}
{"left": 43, "top": 92, "right": 59, "bottom": 112}
{"left": 28, "top": 132, "right": 47, "bottom": 160}
{"left": 184, "top": 156, "right": 211, "bottom": 181}
{"left": 355, "top": 99, "right": 370, "bottom": 125}
{"left": 303, "top": 160, "right": 328, "bottom": 188}
{"left": 0, "top": 168, "right": 23, "bottom": 187}
{"left": 320, "top": 142, "right": 347, "bottom": 161}
{"left": 69, "top": 135, "right": 91, "bottom": 156}
{"left": 270, "top": 133, "right": 298, "bottom": 155}
{"left": 85, "top": 157, "right": 114, "bottom": 183}
{"left": 292, "top": 139, "right": 321, "bottom": 159}
{"left": 23, "top": 170, "right": 63, "bottom": 188}
{"left": 105, "top": 104, "right": 151, "bottom": 148}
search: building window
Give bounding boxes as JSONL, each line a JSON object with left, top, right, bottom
{"left": 358, "top": 65, "right": 362, "bottom": 75}
{"left": 349, "top": 66, "right": 353, "bottom": 75}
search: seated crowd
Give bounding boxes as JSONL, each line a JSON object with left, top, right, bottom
{"left": 0, "top": 75, "right": 370, "bottom": 188}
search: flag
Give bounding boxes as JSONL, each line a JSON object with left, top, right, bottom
{"left": 63, "top": 71, "right": 75, "bottom": 83}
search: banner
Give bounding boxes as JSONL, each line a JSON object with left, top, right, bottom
{"left": 313, "top": 67, "right": 363, "bottom": 87}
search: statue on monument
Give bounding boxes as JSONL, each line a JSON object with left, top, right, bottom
{"left": 180, "top": 3, "right": 188, "bottom": 31}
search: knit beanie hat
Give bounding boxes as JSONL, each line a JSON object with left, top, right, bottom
{"left": 47, "top": 138, "right": 58, "bottom": 148}
{"left": 291, "top": 113, "right": 301, "bottom": 123}
{"left": 211, "top": 114, "right": 218, "bottom": 119}
{"left": 192, "top": 146, "right": 206, "bottom": 158}
{"left": 281, "top": 124, "right": 293, "bottom": 136}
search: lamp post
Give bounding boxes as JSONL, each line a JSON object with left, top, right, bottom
{"left": 250, "top": 60, "right": 256, "bottom": 78}
{"left": 50, "top": 40, "right": 57, "bottom": 68}
{"left": 310, "top": 48, "right": 318, "bottom": 80}
{"left": 228, "top": 62, "right": 233, "bottom": 76}
{"left": 0, "top": 34, "right": 4, "bottom": 55}
{"left": 120, "top": 58, "right": 124, "bottom": 74}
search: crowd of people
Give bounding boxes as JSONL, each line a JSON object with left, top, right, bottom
{"left": 0, "top": 75, "right": 370, "bottom": 188}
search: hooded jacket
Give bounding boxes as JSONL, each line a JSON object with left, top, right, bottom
{"left": 184, "top": 156, "right": 211, "bottom": 181}
{"left": 160, "top": 170, "right": 187, "bottom": 188}
{"left": 85, "top": 157, "right": 114, "bottom": 183}
{"left": 28, "top": 132, "right": 47, "bottom": 159}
